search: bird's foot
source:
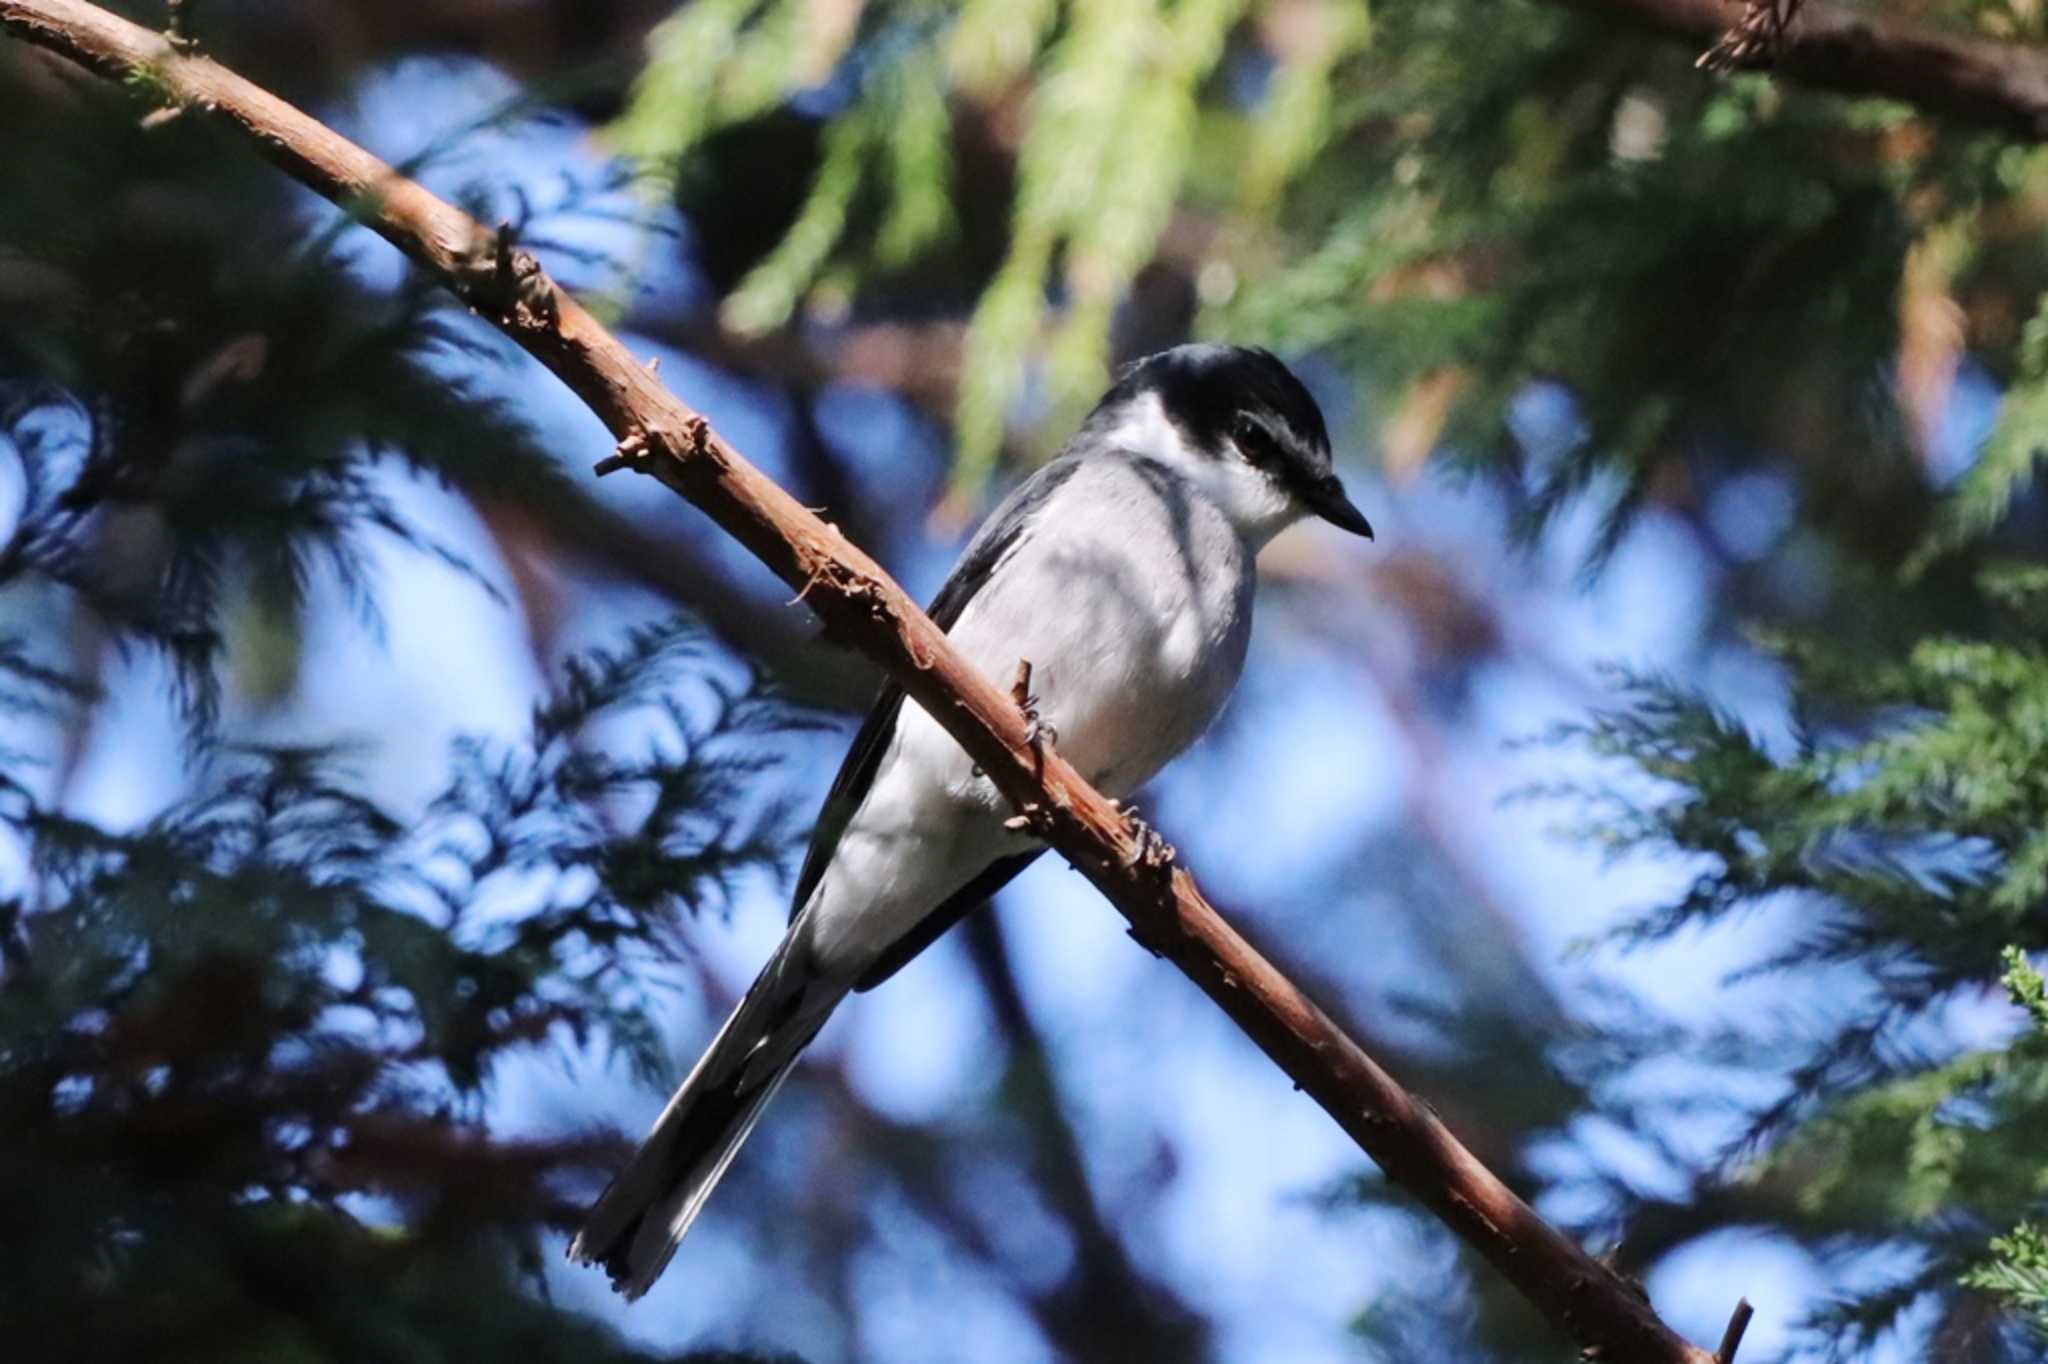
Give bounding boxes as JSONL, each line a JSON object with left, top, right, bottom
{"left": 1022, "top": 700, "right": 1058, "bottom": 751}
{"left": 1011, "top": 660, "right": 1057, "bottom": 760}
{"left": 1110, "top": 800, "right": 1176, "bottom": 871}
{"left": 166, "top": 0, "right": 200, "bottom": 51}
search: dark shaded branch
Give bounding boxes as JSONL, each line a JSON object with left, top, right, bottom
{"left": 813, "top": 1047, "right": 1211, "bottom": 1361}
{"left": 960, "top": 913, "right": 1208, "bottom": 1360}
{"left": 1551, "top": 0, "right": 2048, "bottom": 139}
{"left": 0, "top": 4, "right": 1722, "bottom": 1358}
{"left": 1715, "top": 1297, "right": 1755, "bottom": 1363}
{"left": 676, "top": 953, "right": 1213, "bottom": 1358}
{"left": 476, "top": 490, "right": 877, "bottom": 712}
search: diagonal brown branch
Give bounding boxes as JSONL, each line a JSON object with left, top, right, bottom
{"left": 0, "top": 3, "right": 1723, "bottom": 1359}
{"left": 1551, "top": 0, "right": 2048, "bottom": 139}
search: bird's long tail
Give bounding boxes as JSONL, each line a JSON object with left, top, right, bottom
{"left": 569, "top": 934, "right": 842, "bottom": 1298}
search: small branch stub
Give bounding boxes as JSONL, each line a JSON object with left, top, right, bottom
{"left": 1714, "top": 1298, "right": 1754, "bottom": 1363}
{"left": 593, "top": 429, "right": 650, "bottom": 478}
{"left": 1011, "top": 658, "right": 1058, "bottom": 764}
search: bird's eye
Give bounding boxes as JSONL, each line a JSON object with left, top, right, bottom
{"left": 1234, "top": 414, "right": 1282, "bottom": 467}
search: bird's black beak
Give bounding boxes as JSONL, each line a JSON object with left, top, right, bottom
{"left": 1307, "top": 476, "right": 1374, "bottom": 539}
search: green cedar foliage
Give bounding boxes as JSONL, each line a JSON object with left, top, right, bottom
{"left": 1556, "top": 596, "right": 2048, "bottom": 1355}
{"left": 0, "top": 37, "right": 625, "bottom": 726}
{"left": 1960, "top": 951, "right": 2048, "bottom": 1339}
{"left": 0, "top": 35, "right": 808, "bottom": 1364}
{"left": 0, "top": 624, "right": 804, "bottom": 1361}
{"left": 613, "top": 1, "right": 1948, "bottom": 553}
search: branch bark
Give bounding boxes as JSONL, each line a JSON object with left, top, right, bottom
{"left": 0, "top": 3, "right": 1721, "bottom": 1359}
{"left": 1552, "top": 0, "right": 2048, "bottom": 140}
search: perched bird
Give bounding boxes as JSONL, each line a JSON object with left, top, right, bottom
{"left": 569, "top": 343, "right": 1372, "bottom": 1296}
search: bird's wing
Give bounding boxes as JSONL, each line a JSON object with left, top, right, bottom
{"left": 851, "top": 849, "right": 1042, "bottom": 991}
{"left": 788, "top": 457, "right": 1084, "bottom": 924}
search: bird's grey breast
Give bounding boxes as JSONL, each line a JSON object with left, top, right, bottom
{"left": 787, "top": 453, "right": 1254, "bottom": 979}
{"left": 950, "top": 453, "right": 1254, "bottom": 797}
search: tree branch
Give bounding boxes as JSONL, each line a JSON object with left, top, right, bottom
{"left": 959, "top": 913, "right": 1207, "bottom": 1358}
{"left": 1551, "top": 0, "right": 2048, "bottom": 139}
{"left": 0, "top": 3, "right": 1722, "bottom": 1358}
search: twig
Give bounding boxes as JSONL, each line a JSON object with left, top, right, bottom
{"left": 1545, "top": 0, "right": 2048, "bottom": 141}
{"left": 1715, "top": 1297, "right": 1755, "bottom": 1363}
{"left": 1699, "top": 0, "right": 1803, "bottom": 72}
{"left": 959, "top": 913, "right": 1209, "bottom": 1356}
{"left": 0, "top": 4, "right": 1724, "bottom": 1359}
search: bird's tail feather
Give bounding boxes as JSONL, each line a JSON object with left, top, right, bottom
{"left": 569, "top": 936, "right": 840, "bottom": 1298}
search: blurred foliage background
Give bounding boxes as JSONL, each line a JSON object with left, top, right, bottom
{"left": 6, "top": 0, "right": 2048, "bottom": 1360}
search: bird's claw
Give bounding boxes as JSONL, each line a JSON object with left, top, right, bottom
{"left": 1111, "top": 800, "right": 1176, "bottom": 871}
{"left": 166, "top": 0, "right": 200, "bottom": 50}
{"left": 1021, "top": 696, "right": 1058, "bottom": 751}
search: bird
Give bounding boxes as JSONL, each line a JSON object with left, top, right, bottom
{"left": 568, "top": 343, "right": 1373, "bottom": 1297}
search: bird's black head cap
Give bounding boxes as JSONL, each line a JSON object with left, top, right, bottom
{"left": 1093, "top": 344, "right": 1372, "bottom": 538}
